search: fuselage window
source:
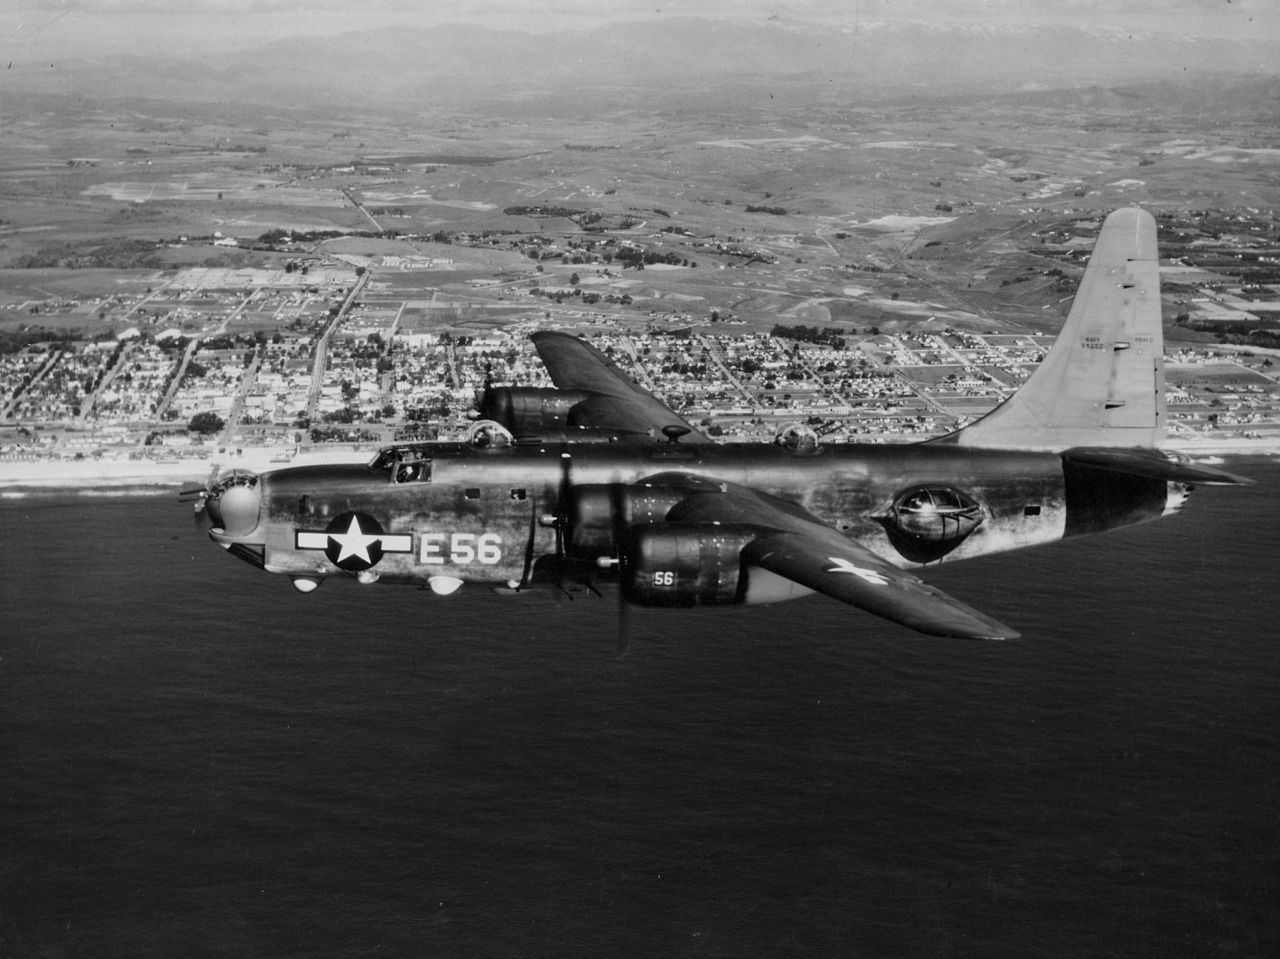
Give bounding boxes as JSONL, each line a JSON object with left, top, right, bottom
{"left": 464, "top": 487, "right": 481, "bottom": 500}
{"left": 510, "top": 488, "right": 527, "bottom": 501}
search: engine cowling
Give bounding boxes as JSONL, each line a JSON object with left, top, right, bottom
{"left": 563, "top": 483, "right": 691, "bottom": 559}
{"left": 477, "top": 386, "right": 593, "bottom": 435}
{"left": 621, "top": 523, "right": 762, "bottom": 607}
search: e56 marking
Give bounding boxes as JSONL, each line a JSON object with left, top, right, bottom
{"left": 420, "top": 532, "right": 503, "bottom": 565}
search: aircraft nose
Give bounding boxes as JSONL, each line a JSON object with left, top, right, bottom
{"left": 217, "top": 482, "right": 261, "bottom": 536}
{"left": 206, "top": 471, "right": 262, "bottom": 537}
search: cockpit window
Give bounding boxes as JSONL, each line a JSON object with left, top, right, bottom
{"left": 900, "top": 490, "right": 933, "bottom": 512}
{"left": 936, "top": 490, "right": 958, "bottom": 509}
{"left": 371, "top": 446, "right": 432, "bottom": 483}
{"left": 396, "top": 459, "right": 431, "bottom": 483}
{"left": 395, "top": 451, "right": 431, "bottom": 483}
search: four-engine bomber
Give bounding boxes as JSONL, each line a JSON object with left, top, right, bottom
{"left": 193, "top": 210, "right": 1249, "bottom": 639}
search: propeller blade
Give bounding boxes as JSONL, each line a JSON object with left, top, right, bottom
{"left": 517, "top": 502, "right": 538, "bottom": 590}
{"left": 554, "top": 447, "right": 572, "bottom": 595}
{"left": 610, "top": 478, "right": 633, "bottom": 657}
{"left": 616, "top": 592, "right": 633, "bottom": 658}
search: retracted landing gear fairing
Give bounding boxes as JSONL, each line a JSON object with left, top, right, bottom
{"left": 190, "top": 209, "right": 1250, "bottom": 639}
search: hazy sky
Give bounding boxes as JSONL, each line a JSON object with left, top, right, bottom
{"left": 4, "top": 0, "right": 1274, "bottom": 62}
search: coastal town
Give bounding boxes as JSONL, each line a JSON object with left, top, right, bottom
{"left": 5, "top": 95, "right": 1280, "bottom": 488}
{"left": 3, "top": 211, "right": 1280, "bottom": 488}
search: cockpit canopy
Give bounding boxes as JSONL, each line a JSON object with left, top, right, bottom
{"left": 466, "top": 419, "right": 515, "bottom": 450}
{"left": 370, "top": 445, "right": 434, "bottom": 483}
{"left": 883, "top": 485, "right": 984, "bottom": 543}
{"left": 774, "top": 422, "right": 820, "bottom": 453}
{"left": 369, "top": 423, "right": 517, "bottom": 484}
{"left": 871, "top": 484, "right": 985, "bottom": 563}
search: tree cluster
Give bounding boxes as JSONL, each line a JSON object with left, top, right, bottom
{"left": 503, "top": 205, "right": 587, "bottom": 219}
{"left": 0, "top": 330, "right": 80, "bottom": 355}
{"left": 188, "top": 411, "right": 225, "bottom": 435}
{"left": 612, "top": 247, "right": 695, "bottom": 269}
{"left": 15, "top": 239, "right": 164, "bottom": 270}
{"left": 771, "top": 324, "right": 847, "bottom": 349}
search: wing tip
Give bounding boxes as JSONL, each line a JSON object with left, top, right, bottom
{"left": 929, "top": 622, "right": 1021, "bottom": 641}
{"left": 979, "top": 627, "right": 1021, "bottom": 641}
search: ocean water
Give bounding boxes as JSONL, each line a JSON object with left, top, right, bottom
{"left": 2, "top": 461, "right": 1278, "bottom": 958}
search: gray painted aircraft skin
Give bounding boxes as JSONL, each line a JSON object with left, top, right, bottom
{"left": 194, "top": 209, "right": 1250, "bottom": 640}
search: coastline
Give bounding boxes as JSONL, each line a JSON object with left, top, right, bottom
{"left": 2, "top": 436, "right": 1275, "bottom": 492}
{"left": 0, "top": 445, "right": 377, "bottom": 491}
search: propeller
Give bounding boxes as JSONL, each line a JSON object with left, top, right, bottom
{"left": 552, "top": 447, "right": 632, "bottom": 654}
{"left": 516, "top": 501, "right": 538, "bottom": 590}
{"left": 609, "top": 475, "right": 633, "bottom": 657}
{"left": 515, "top": 447, "right": 633, "bottom": 655}
{"left": 546, "top": 446, "right": 573, "bottom": 599}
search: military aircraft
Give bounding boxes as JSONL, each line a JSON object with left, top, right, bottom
{"left": 191, "top": 208, "right": 1249, "bottom": 639}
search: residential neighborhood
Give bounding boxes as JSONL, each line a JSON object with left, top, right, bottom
{"left": 3, "top": 252, "right": 1279, "bottom": 483}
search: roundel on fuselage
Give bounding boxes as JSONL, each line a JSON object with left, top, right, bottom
{"left": 323, "top": 511, "right": 388, "bottom": 572}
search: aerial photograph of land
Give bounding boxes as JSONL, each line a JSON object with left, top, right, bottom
{"left": 3, "top": 2, "right": 1279, "bottom": 958}
{"left": 3, "top": 4, "right": 1280, "bottom": 486}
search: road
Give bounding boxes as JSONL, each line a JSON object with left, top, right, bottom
{"left": 217, "top": 346, "right": 263, "bottom": 448}
{"left": 305, "top": 270, "right": 370, "bottom": 422}
{"left": 342, "top": 188, "right": 385, "bottom": 233}
{"left": 149, "top": 337, "right": 201, "bottom": 431}
{"left": 697, "top": 336, "right": 759, "bottom": 411}
{"left": 75, "top": 341, "right": 136, "bottom": 427}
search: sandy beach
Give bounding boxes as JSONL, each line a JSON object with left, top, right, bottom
{"left": 0, "top": 445, "right": 378, "bottom": 489}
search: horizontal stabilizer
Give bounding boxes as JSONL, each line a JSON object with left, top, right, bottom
{"left": 1062, "top": 448, "right": 1253, "bottom": 486}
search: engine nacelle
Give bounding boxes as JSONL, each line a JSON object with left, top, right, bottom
{"left": 621, "top": 523, "right": 762, "bottom": 607}
{"left": 477, "top": 387, "right": 593, "bottom": 435}
{"left": 564, "top": 483, "right": 691, "bottom": 559}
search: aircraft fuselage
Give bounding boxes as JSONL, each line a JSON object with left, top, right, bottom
{"left": 209, "top": 439, "right": 1180, "bottom": 598}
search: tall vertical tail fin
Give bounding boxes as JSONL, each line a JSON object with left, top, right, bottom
{"left": 939, "top": 207, "right": 1165, "bottom": 451}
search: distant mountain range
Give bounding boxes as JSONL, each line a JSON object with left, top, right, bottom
{"left": 11, "top": 17, "right": 1280, "bottom": 114}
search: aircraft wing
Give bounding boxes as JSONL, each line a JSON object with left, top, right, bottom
{"left": 740, "top": 532, "right": 1019, "bottom": 640}
{"left": 532, "top": 331, "right": 711, "bottom": 442}
{"left": 660, "top": 477, "right": 1019, "bottom": 639}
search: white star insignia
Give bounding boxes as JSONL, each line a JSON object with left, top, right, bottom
{"left": 330, "top": 514, "right": 381, "bottom": 565}
{"left": 826, "top": 556, "right": 890, "bottom": 586}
